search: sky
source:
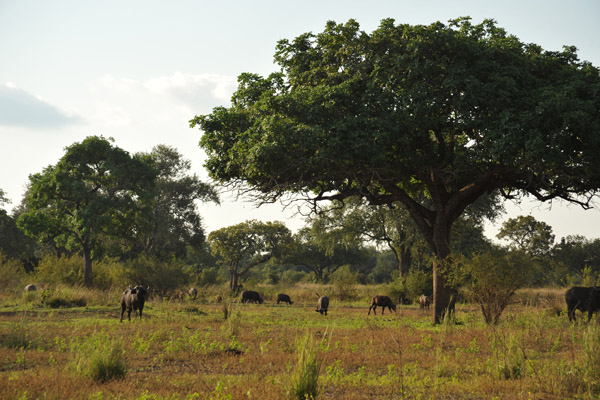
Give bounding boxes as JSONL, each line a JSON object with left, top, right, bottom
{"left": 1, "top": 0, "right": 599, "bottom": 243}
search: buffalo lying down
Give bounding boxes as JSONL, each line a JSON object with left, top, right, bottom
{"left": 241, "top": 290, "right": 263, "bottom": 304}
{"left": 316, "top": 294, "right": 329, "bottom": 315}
{"left": 565, "top": 286, "right": 600, "bottom": 322}
{"left": 368, "top": 295, "right": 396, "bottom": 315}
{"left": 120, "top": 285, "right": 148, "bottom": 322}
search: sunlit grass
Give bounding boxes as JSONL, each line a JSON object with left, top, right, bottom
{"left": 0, "top": 286, "right": 597, "bottom": 399}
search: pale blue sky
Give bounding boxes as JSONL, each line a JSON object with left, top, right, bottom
{"left": 1, "top": 0, "right": 599, "bottom": 240}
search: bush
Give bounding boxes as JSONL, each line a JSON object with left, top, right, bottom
{"left": 40, "top": 287, "right": 87, "bottom": 308}
{"left": 460, "top": 250, "right": 534, "bottom": 324}
{"left": 385, "top": 269, "right": 433, "bottom": 304}
{"left": 0, "top": 251, "right": 27, "bottom": 291}
{"left": 331, "top": 265, "right": 359, "bottom": 301}
{"left": 35, "top": 254, "right": 84, "bottom": 286}
{"left": 122, "top": 256, "right": 190, "bottom": 291}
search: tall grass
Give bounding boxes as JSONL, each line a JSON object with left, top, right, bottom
{"left": 287, "top": 332, "right": 324, "bottom": 400}
{"left": 72, "top": 331, "right": 127, "bottom": 383}
{"left": 581, "top": 324, "right": 600, "bottom": 394}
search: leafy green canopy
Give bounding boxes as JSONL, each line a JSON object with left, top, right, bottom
{"left": 17, "top": 136, "right": 156, "bottom": 286}
{"left": 193, "top": 18, "right": 600, "bottom": 247}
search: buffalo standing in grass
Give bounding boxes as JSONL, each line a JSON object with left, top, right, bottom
{"left": 276, "top": 293, "right": 293, "bottom": 305}
{"left": 241, "top": 290, "right": 263, "bottom": 304}
{"left": 565, "top": 286, "right": 600, "bottom": 322}
{"left": 419, "top": 295, "right": 433, "bottom": 310}
{"left": 120, "top": 285, "right": 149, "bottom": 322}
{"left": 368, "top": 295, "right": 396, "bottom": 315}
{"left": 188, "top": 287, "right": 198, "bottom": 299}
{"left": 316, "top": 294, "right": 329, "bottom": 315}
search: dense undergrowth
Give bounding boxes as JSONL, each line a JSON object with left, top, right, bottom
{"left": 0, "top": 285, "right": 596, "bottom": 399}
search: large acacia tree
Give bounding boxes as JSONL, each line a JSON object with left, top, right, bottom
{"left": 18, "top": 136, "right": 156, "bottom": 286}
{"left": 192, "top": 18, "right": 600, "bottom": 322}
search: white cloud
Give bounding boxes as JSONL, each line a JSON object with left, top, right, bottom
{"left": 144, "top": 72, "right": 236, "bottom": 109}
{"left": 0, "top": 83, "right": 83, "bottom": 129}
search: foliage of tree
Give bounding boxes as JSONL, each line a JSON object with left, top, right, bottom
{"left": 0, "top": 201, "right": 37, "bottom": 271}
{"left": 311, "top": 197, "right": 420, "bottom": 277}
{"left": 208, "top": 220, "right": 292, "bottom": 292}
{"left": 288, "top": 218, "right": 373, "bottom": 282}
{"left": 193, "top": 17, "right": 600, "bottom": 322}
{"left": 497, "top": 215, "right": 555, "bottom": 259}
{"left": 552, "top": 235, "right": 600, "bottom": 283}
{"left": 139, "top": 145, "right": 219, "bottom": 260}
{"left": 17, "top": 136, "right": 156, "bottom": 286}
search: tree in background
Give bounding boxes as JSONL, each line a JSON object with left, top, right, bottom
{"left": 288, "top": 222, "right": 372, "bottom": 283}
{"left": 313, "top": 197, "right": 419, "bottom": 278}
{"left": 17, "top": 136, "right": 156, "bottom": 287}
{"left": 193, "top": 18, "right": 600, "bottom": 322}
{"left": 497, "top": 215, "right": 555, "bottom": 284}
{"left": 140, "top": 145, "right": 219, "bottom": 260}
{"left": 208, "top": 220, "right": 292, "bottom": 292}
{"left": 497, "top": 215, "right": 555, "bottom": 259}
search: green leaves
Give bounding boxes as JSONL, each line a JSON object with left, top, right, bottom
{"left": 17, "top": 136, "right": 157, "bottom": 286}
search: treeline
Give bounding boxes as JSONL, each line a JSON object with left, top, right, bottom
{"left": 1, "top": 137, "right": 599, "bottom": 299}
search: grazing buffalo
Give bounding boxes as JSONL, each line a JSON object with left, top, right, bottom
{"left": 188, "top": 287, "right": 198, "bottom": 299}
{"left": 565, "top": 286, "right": 600, "bottom": 322}
{"left": 241, "top": 290, "right": 263, "bottom": 304}
{"left": 419, "top": 295, "right": 433, "bottom": 310}
{"left": 316, "top": 294, "right": 329, "bottom": 315}
{"left": 24, "top": 284, "right": 37, "bottom": 292}
{"left": 368, "top": 295, "right": 396, "bottom": 315}
{"left": 120, "top": 285, "right": 149, "bottom": 322}
{"left": 276, "top": 293, "right": 293, "bottom": 305}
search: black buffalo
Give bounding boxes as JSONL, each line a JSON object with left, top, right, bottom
{"left": 120, "top": 285, "right": 149, "bottom": 322}
{"left": 565, "top": 286, "right": 600, "bottom": 322}
{"left": 316, "top": 294, "right": 329, "bottom": 315}
{"left": 241, "top": 290, "right": 263, "bottom": 304}
{"left": 368, "top": 295, "right": 396, "bottom": 315}
{"left": 276, "top": 293, "right": 293, "bottom": 305}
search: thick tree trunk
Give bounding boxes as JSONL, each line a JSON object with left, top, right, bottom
{"left": 229, "top": 270, "right": 239, "bottom": 293}
{"left": 83, "top": 245, "right": 93, "bottom": 287}
{"left": 431, "top": 221, "right": 456, "bottom": 324}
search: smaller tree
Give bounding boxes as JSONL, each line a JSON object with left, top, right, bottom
{"left": 497, "top": 215, "right": 555, "bottom": 259}
{"left": 460, "top": 249, "right": 534, "bottom": 324}
{"left": 208, "top": 220, "right": 292, "bottom": 292}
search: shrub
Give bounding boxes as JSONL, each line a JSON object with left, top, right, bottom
{"left": 331, "top": 265, "right": 359, "bottom": 301}
{"left": 461, "top": 250, "right": 534, "bottom": 324}
{"left": 122, "top": 256, "right": 190, "bottom": 291}
{"left": 40, "top": 287, "right": 87, "bottom": 308}
{"left": 0, "top": 251, "right": 27, "bottom": 291}
{"left": 35, "top": 254, "right": 83, "bottom": 285}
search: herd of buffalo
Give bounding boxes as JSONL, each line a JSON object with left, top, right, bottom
{"left": 21, "top": 284, "right": 600, "bottom": 323}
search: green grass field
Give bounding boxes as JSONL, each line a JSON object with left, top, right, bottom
{"left": 0, "top": 286, "right": 598, "bottom": 399}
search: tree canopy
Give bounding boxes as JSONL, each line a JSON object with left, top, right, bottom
{"left": 17, "top": 136, "right": 156, "bottom": 286}
{"left": 139, "top": 145, "right": 220, "bottom": 260}
{"left": 208, "top": 220, "right": 292, "bottom": 292}
{"left": 192, "top": 18, "right": 600, "bottom": 322}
